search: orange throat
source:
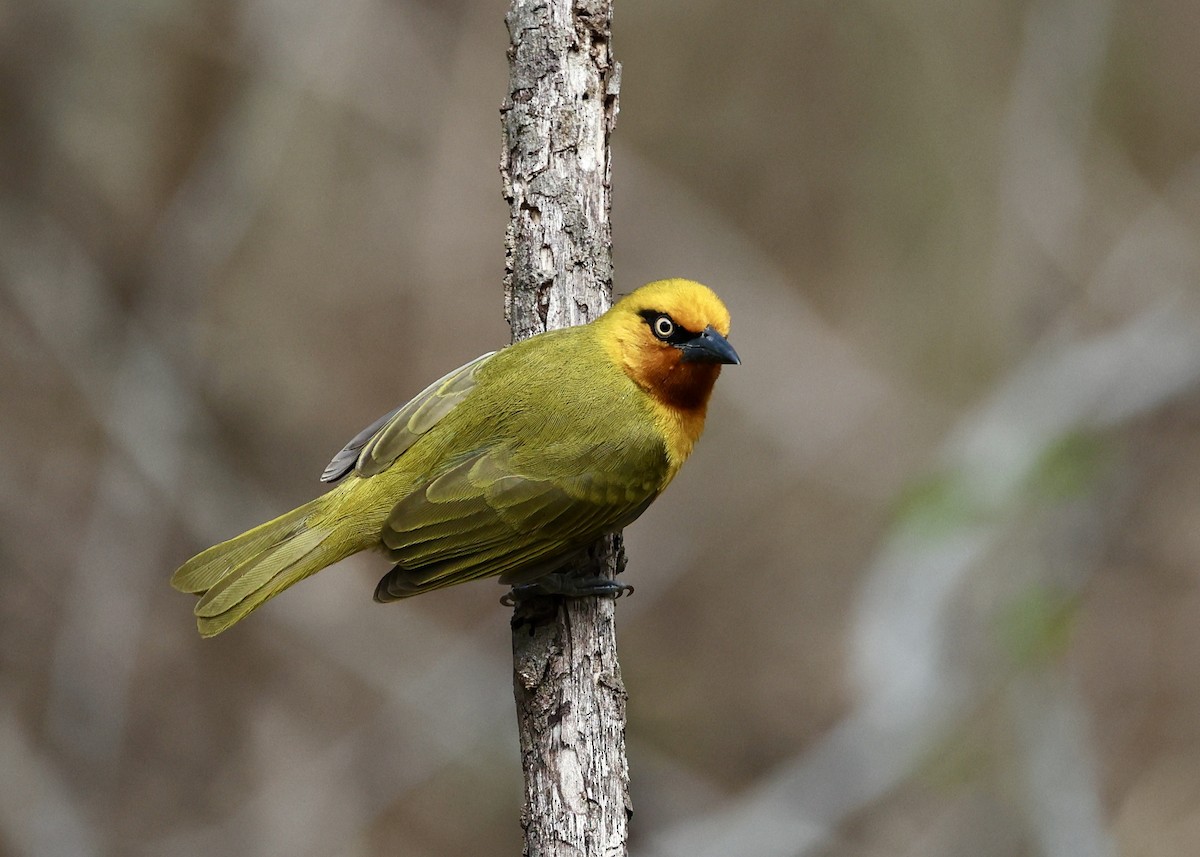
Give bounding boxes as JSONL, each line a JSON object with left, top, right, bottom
{"left": 631, "top": 352, "right": 722, "bottom": 475}
{"left": 647, "top": 359, "right": 722, "bottom": 414}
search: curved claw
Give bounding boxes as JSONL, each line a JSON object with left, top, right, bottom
{"left": 501, "top": 575, "right": 634, "bottom": 606}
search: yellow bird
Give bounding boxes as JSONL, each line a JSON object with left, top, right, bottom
{"left": 172, "top": 278, "right": 739, "bottom": 637}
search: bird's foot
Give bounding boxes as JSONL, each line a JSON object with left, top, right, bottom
{"left": 500, "top": 573, "right": 634, "bottom": 606}
{"left": 503, "top": 573, "right": 634, "bottom": 631}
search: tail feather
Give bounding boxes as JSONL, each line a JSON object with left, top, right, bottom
{"left": 195, "top": 526, "right": 332, "bottom": 618}
{"left": 172, "top": 497, "right": 353, "bottom": 637}
{"left": 171, "top": 507, "right": 308, "bottom": 595}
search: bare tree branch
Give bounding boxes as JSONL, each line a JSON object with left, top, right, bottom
{"left": 500, "top": 1, "right": 628, "bottom": 854}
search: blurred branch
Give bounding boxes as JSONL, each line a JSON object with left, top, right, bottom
{"left": 1, "top": 212, "right": 201, "bottom": 796}
{"left": 0, "top": 706, "right": 98, "bottom": 857}
{"left": 647, "top": 295, "right": 1200, "bottom": 857}
{"left": 500, "top": 0, "right": 628, "bottom": 854}
{"left": 1010, "top": 670, "right": 1113, "bottom": 857}
{"left": 642, "top": 0, "right": 1200, "bottom": 849}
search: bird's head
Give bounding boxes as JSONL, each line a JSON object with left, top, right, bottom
{"left": 598, "top": 278, "right": 739, "bottom": 412}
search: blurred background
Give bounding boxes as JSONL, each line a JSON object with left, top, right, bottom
{"left": 3, "top": 0, "right": 1200, "bottom": 855}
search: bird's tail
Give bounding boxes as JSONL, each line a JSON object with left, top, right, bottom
{"left": 171, "top": 494, "right": 356, "bottom": 637}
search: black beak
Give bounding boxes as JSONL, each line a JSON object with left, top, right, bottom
{"left": 679, "top": 325, "right": 741, "bottom": 365}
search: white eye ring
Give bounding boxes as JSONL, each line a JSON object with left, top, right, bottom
{"left": 653, "top": 316, "right": 675, "bottom": 340}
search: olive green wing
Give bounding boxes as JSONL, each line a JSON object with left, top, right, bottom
{"left": 321, "top": 351, "right": 497, "bottom": 483}
{"left": 375, "top": 443, "right": 667, "bottom": 601}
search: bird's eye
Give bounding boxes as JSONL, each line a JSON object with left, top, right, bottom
{"left": 652, "top": 315, "right": 675, "bottom": 341}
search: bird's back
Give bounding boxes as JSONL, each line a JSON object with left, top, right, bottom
{"left": 367, "top": 324, "right": 673, "bottom": 598}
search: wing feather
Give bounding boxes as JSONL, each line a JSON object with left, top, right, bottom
{"left": 375, "top": 442, "right": 667, "bottom": 600}
{"left": 320, "top": 351, "right": 496, "bottom": 483}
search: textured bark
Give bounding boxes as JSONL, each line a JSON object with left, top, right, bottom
{"left": 500, "top": 1, "right": 629, "bottom": 855}
{"left": 502, "top": 0, "right": 621, "bottom": 338}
